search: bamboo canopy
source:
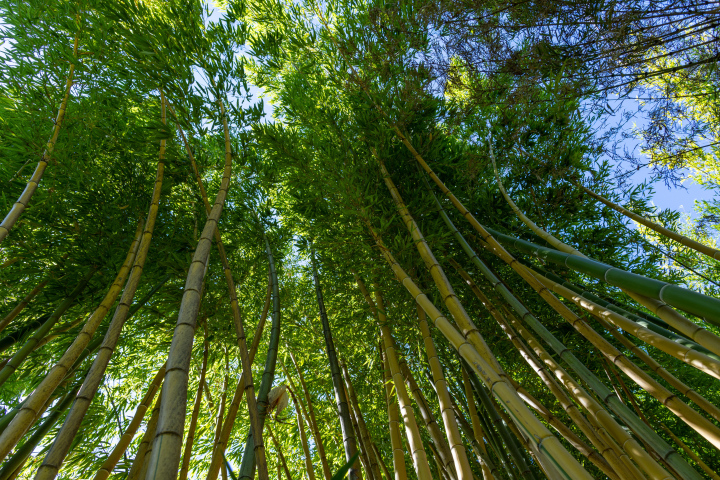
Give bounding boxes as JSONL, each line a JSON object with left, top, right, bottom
{"left": 0, "top": 1, "right": 719, "bottom": 480}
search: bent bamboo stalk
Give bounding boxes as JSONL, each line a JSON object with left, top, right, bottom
{"left": 94, "top": 363, "right": 166, "bottom": 480}
{"left": 580, "top": 183, "right": 720, "bottom": 261}
{"left": 33, "top": 91, "right": 167, "bottom": 480}
{"left": 0, "top": 32, "right": 80, "bottom": 244}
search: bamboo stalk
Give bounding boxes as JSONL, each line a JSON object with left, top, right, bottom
{"left": 416, "top": 304, "right": 473, "bottom": 480}
{"left": 0, "top": 267, "right": 96, "bottom": 387}
{"left": 371, "top": 443, "right": 392, "bottom": 480}
{"left": 175, "top": 108, "right": 267, "bottom": 480}
{"left": 126, "top": 384, "right": 164, "bottom": 480}
{"left": 426, "top": 183, "right": 703, "bottom": 480}
{"left": 179, "top": 322, "right": 210, "bottom": 480}
{"left": 238, "top": 229, "right": 281, "bottom": 480}
{"left": 459, "top": 369, "right": 497, "bottom": 480}
{"left": 206, "top": 277, "right": 271, "bottom": 480}
{"left": 287, "top": 385, "right": 316, "bottom": 480}
{"left": 267, "top": 424, "right": 293, "bottom": 480}
{"left": 0, "top": 31, "right": 80, "bottom": 244}
{"left": 0, "top": 277, "right": 50, "bottom": 334}
{"left": 380, "top": 339, "right": 407, "bottom": 480}
{"left": 659, "top": 423, "right": 720, "bottom": 480}
{"left": 344, "top": 379, "right": 374, "bottom": 480}
{"left": 288, "top": 347, "right": 332, "bottom": 480}
{"left": 341, "top": 362, "right": 381, "bottom": 480}
{"left": 145, "top": 88, "right": 238, "bottom": 480}
{"left": 375, "top": 285, "right": 434, "bottom": 480}
{"left": 33, "top": 90, "right": 167, "bottom": 480}
{"left": 93, "top": 363, "right": 166, "bottom": 480}
{"left": 309, "top": 248, "right": 361, "bottom": 480}
{"left": 211, "top": 352, "right": 231, "bottom": 471}
{"left": 579, "top": 183, "right": 720, "bottom": 261}
{"left": 398, "top": 361, "right": 458, "bottom": 480}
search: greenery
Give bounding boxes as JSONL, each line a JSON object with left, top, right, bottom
{"left": 0, "top": 0, "right": 718, "bottom": 479}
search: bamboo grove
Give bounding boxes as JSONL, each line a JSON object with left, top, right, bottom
{"left": 1, "top": 0, "right": 719, "bottom": 479}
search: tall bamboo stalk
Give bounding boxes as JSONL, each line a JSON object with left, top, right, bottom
{"left": 175, "top": 109, "right": 267, "bottom": 480}
{"left": 179, "top": 322, "right": 210, "bottom": 480}
{"left": 344, "top": 379, "right": 374, "bottom": 480}
{"left": 459, "top": 369, "right": 497, "bottom": 480}
{"left": 579, "top": 183, "right": 720, "bottom": 260}
{"left": 0, "top": 276, "right": 50, "bottom": 334}
{"left": 288, "top": 347, "right": 332, "bottom": 480}
{"left": 0, "top": 30, "right": 80, "bottom": 244}
{"left": 33, "top": 90, "right": 168, "bottom": 480}
{"left": 206, "top": 277, "right": 271, "bottom": 480}
{"left": 427, "top": 182, "right": 702, "bottom": 480}
{"left": 309, "top": 248, "right": 361, "bottom": 480}
{"left": 267, "top": 425, "right": 292, "bottom": 480}
{"left": 145, "top": 87, "right": 238, "bottom": 480}
{"left": 341, "top": 361, "right": 382, "bottom": 480}
{"left": 0, "top": 267, "right": 96, "bottom": 387}
{"left": 126, "top": 384, "right": 163, "bottom": 480}
{"left": 237, "top": 229, "right": 281, "bottom": 480}
{"left": 288, "top": 385, "right": 316, "bottom": 480}
{"left": 93, "top": 364, "right": 166, "bottom": 480}
{"left": 374, "top": 285, "right": 433, "bottom": 480}
{"left": 415, "top": 305, "right": 473, "bottom": 480}
{"left": 380, "top": 339, "right": 407, "bottom": 480}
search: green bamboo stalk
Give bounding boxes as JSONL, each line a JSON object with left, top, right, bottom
{"left": 344, "top": 378, "right": 374, "bottom": 479}
{"left": 0, "top": 267, "right": 96, "bottom": 387}
{"left": 579, "top": 183, "right": 720, "bottom": 260}
{"left": 0, "top": 30, "right": 80, "bottom": 244}
{"left": 427, "top": 183, "right": 702, "bottom": 480}
{"left": 287, "top": 385, "right": 316, "bottom": 480}
{"left": 341, "top": 362, "right": 381, "bottom": 480}
{"left": 33, "top": 90, "right": 168, "bottom": 480}
{"left": 457, "top": 370, "right": 499, "bottom": 480}
{"left": 237, "top": 230, "right": 281, "bottom": 480}
{"left": 308, "top": 248, "right": 360, "bottom": 480}
{"left": 486, "top": 226, "right": 720, "bottom": 327}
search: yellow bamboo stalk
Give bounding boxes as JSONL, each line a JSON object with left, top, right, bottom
{"left": 490, "top": 149, "right": 584, "bottom": 257}
{"left": 380, "top": 339, "right": 407, "bottom": 480}
{"left": 93, "top": 364, "right": 166, "bottom": 480}
{"left": 179, "top": 323, "right": 210, "bottom": 480}
{"left": 341, "top": 362, "right": 381, "bottom": 480}
{"left": 534, "top": 270, "right": 720, "bottom": 381}
{"left": 288, "top": 347, "right": 332, "bottom": 480}
{"left": 0, "top": 277, "right": 50, "bottom": 334}
{"left": 287, "top": 385, "right": 316, "bottom": 480}
{"left": 211, "top": 353, "right": 231, "bottom": 466}
{"left": 416, "top": 305, "right": 473, "bottom": 480}
{"left": 373, "top": 156, "right": 504, "bottom": 378}
{"left": 659, "top": 423, "right": 720, "bottom": 480}
{"left": 375, "top": 286, "right": 433, "bottom": 480}
{"left": 206, "top": 276, "right": 271, "bottom": 480}
{"left": 0, "top": 31, "right": 80, "bottom": 243}
{"left": 267, "top": 424, "right": 292, "bottom": 480}
{"left": 344, "top": 379, "right": 374, "bottom": 480}
{"left": 33, "top": 90, "right": 167, "bottom": 480}
{"left": 366, "top": 239, "right": 594, "bottom": 480}
{"left": 580, "top": 184, "right": 720, "bottom": 261}
{"left": 371, "top": 443, "right": 392, "bottom": 480}
{"left": 623, "top": 291, "right": 720, "bottom": 359}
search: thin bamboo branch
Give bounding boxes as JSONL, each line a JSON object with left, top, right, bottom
{"left": 0, "top": 277, "right": 50, "bottom": 334}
